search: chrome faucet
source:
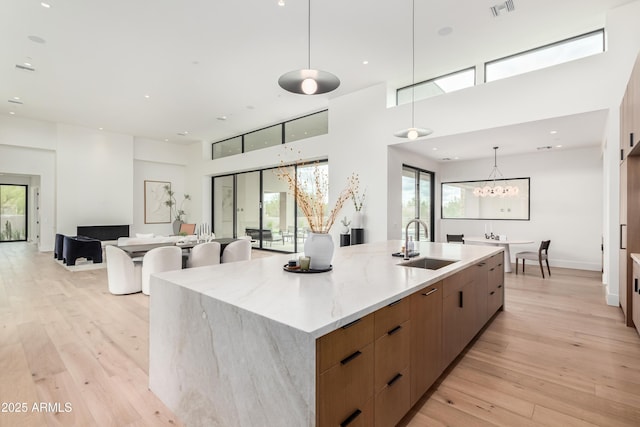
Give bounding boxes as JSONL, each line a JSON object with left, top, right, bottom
{"left": 405, "top": 219, "right": 429, "bottom": 260}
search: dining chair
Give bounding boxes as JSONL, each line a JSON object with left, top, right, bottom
{"left": 141, "top": 246, "right": 182, "bottom": 295}
{"left": 221, "top": 239, "right": 252, "bottom": 263}
{"left": 106, "top": 245, "right": 142, "bottom": 295}
{"left": 446, "top": 234, "right": 465, "bottom": 244}
{"left": 187, "top": 241, "right": 221, "bottom": 268}
{"left": 179, "top": 223, "right": 196, "bottom": 235}
{"left": 515, "top": 240, "right": 551, "bottom": 278}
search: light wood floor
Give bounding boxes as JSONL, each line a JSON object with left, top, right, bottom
{"left": 1, "top": 243, "right": 639, "bottom": 426}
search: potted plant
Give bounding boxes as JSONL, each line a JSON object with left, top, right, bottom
{"left": 163, "top": 184, "right": 191, "bottom": 234}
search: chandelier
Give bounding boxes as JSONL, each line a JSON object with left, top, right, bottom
{"left": 473, "top": 147, "right": 519, "bottom": 197}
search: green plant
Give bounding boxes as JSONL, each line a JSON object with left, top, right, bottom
{"left": 163, "top": 184, "right": 191, "bottom": 222}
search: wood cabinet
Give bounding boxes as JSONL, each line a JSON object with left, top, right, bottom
{"left": 487, "top": 252, "right": 505, "bottom": 316}
{"left": 373, "top": 298, "right": 410, "bottom": 427}
{"left": 409, "top": 282, "right": 443, "bottom": 406}
{"left": 633, "top": 259, "right": 640, "bottom": 335}
{"left": 619, "top": 52, "right": 640, "bottom": 328}
{"left": 317, "top": 253, "right": 505, "bottom": 426}
{"left": 442, "top": 267, "right": 477, "bottom": 367}
{"left": 317, "top": 314, "right": 375, "bottom": 427}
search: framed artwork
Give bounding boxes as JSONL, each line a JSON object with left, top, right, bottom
{"left": 144, "top": 180, "right": 171, "bottom": 224}
{"left": 441, "top": 177, "right": 530, "bottom": 220}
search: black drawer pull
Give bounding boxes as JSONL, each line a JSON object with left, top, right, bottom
{"left": 388, "top": 325, "right": 402, "bottom": 335}
{"left": 459, "top": 291, "right": 464, "bottom": 308}
{"left": 388, "top": 299, "right": 402, "bottom": 307}
{"left": 340, "top": 409, "right": 362, "bottom": 427}
{"left": 497, "top": 285, "right": 502, "bottom": 289}
{"left": 489, "top": 267, "right": 495, "bottom": 272}
{"left": 340, "top": 350, "right": 362, "bottom": 365}
{"left": 490, "top": 291, "right": 495, "bottom": 295}
{"left": 387, "top": 373, "right": 403, "bottom": 387}
{"left": 341, "top": 318, "right": 361, "bottom": 329}
{"left": 422, "top": 288, "right": 438, "bottom": 297}
{"left": 477, "top": 262, "right": 486, "bottom": 266}
{"left": 631, "top": 132, "right": 635, "bottom": 148}
{"left": 635, "top": 278, "right": 638, "bottom": 293}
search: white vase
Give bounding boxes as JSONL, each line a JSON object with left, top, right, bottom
{"left": 352, "top": 211, "right": 363, "bottom": 229}
{"left": 304, "top": 232, "right": 335, "bottom": 270}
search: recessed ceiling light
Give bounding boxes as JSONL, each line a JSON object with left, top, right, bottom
{"left": 278, "top": 0, "right": 285, "bottom": 6}
{"left": 144, "top": 94, "right": 150, "bottom": 98}
{"left": 432, "top": 147, "right": 438, "bottom": 151}
{"left": 556, "top": 144, "right": 563, "bottom": 148}
{"left": 165, "top": 139, "right": 169, "bottom": 142}
{"left": 98, "top": 127, "right": 103, "bottom": 130}
{"left": 550, "top": 130, "right": 558, "bottom": 134}
{"left": 28, "top": 35, "right": 46, "bottom": 44}
{"left": 41, "top": 2, "right": 51, "bottom": 8}
{"left": 438, "top": 27, "right": 453, "bottom": 36}
{"left": 9, "top": 112, "right": 15, "bottom": 115}
{"left": 217, "top": 116, "right": 227, "bottom": 121}
{"left": 13, "top": 96, "right": 20, "bottom": 100}
{"left": 362, "top": 60, "right": 369, "bottom": 65}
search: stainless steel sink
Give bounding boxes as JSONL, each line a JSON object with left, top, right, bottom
{"left": 400, "top": 257, "right": 458, "bottom": 270}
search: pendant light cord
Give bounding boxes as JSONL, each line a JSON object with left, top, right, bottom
{"left": 411, "top": 0, "right": 415, "bottom": 128}
{"left": 307, "top": 0, "right": 311, "bottom": 69}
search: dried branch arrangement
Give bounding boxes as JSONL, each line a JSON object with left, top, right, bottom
{"left": 275, "top": 148, "right": 360, "bottom": 233}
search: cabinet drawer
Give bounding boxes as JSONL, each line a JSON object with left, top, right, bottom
{"left": 374, "top": 297, "right": 410, "bottom": 338}
{"left": 487, "top": 282, "right": 503, "bottom": 315}
{"left": 318, "top": 313, "right": 374, "bottom": 372}
{"left": 374, "top": 319, "right": 410, "bottom": 392}
{"left": 443, "top": 267, "right": 473, "bottom": 297}
{"left": 318, "top": 343, "right": 374, "bottom": 427}
{"left": 374, "top": 366, "right": 410, "bottom": 427}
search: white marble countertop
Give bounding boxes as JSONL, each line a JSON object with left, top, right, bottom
{"left": 153, "top": 240, "right": 502, "bottom": 338}
{"left": 631, "top": 253, "right": 640, "bottom": 264}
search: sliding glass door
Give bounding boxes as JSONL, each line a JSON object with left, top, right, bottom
{"left": 402, "top": 166, "right": 434, "bottom": 242}
{"left": 212, "top": 161, "right": 328, "bottom": 253}
{"left": 0, "top": 184, "right": 27, "bottom": 242}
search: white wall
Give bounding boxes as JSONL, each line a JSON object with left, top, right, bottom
{"left": 0, "top": 116, "right": 56, "bottom": 250}
{"left": 56, "top": 124, "right": 135, "bottom": 236}
{"left": 438, "top": 147, "right": 603, "bottom": 271}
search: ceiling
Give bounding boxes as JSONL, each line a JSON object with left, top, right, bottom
{"left": 0, "top": 0, "right": 633, "bottom": 161}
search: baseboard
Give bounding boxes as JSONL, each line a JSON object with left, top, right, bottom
{"left": 605, "top": 283, "right": 620, "bottom": 307}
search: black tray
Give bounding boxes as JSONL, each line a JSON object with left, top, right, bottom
{"left": 392, "top": 251, "right": 420, "bottom": 258}
{"left": 283, "top": 264, "right": 333, "bottom": 273}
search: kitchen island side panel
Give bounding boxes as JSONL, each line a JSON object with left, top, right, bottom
{"left": 149, "top": 277, "right": 316, "bottom": 427}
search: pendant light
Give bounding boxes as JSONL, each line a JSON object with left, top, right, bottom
{"left": 473, "top": 147, "right": 519, "bottom": 197}
{"left": 278, "top": 0, "right": 340, "bottom": 95}
{"left": 395, "top": 0, "right": 432, "bottom": 139}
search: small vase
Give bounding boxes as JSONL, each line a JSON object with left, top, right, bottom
{"left": 304, "top": 232, "right": 335, "bottom": 270}
{"left": 172, "top": 219, "right": 184, "bottom": 235}
{"left": 352, "top": 211, "right": 363, "bottom": 229}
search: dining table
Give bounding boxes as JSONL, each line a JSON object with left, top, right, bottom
{"left": 462, "top": 236, "right": 534, "bottom": 273}
{"left": 118, "top": 238, "right": 237, "bottom": 259}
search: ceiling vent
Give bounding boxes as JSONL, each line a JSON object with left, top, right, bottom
{"left": 15, "top": 64, "right": 35, "bottom": 72}
{"left": 537, "top": 145, "right": 553, "bottom": 151}
{"left": 491, "top": 0, "right": 515, "bottom": 17}
{"left": 8, "top": 99, "right": 23, "bottom": 105}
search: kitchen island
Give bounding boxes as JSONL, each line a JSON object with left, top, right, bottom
{"left": 149, "top": 240, "right": 504, "bottom": 427}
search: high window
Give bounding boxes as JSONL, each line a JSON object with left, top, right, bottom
{"left": 397, "top": 68, "right": 475, "bottom": 105}
{"left": 485, "top": 30, "right": 605, "bottom": 82}
{"left": 211, "top": 110, "right": 328, "bottom": 160}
